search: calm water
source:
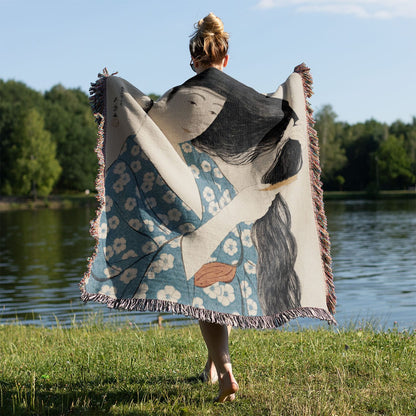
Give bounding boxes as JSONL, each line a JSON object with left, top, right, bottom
{"left": 0, "top": 199, "right": 415, "bottom": 330}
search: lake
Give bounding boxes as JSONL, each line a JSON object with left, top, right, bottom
{"left": 0, "top": 198, "right": 415, "bottom": 330}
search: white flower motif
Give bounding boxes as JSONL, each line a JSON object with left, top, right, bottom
{"left": 108, "top": 215, "right": 120, "bottom": 230}
{"left": 190, "top": 165, "right": 200, "bottom": 178}
{"left": 213, "top": 167, "right": 223, "bottom": 178}
{"left": 200, "top": 160, "right": 211, "bottom": 172}
{"left": 145, "top": 197, "right": 157, "bottom": 209}
{"left": 120, "top": 268, "right": 137, "bottom": 284}
{"left": 144, "top": 219, "right": 154, "bottom": 232}
{"left": 158, "top": 253, "right": 174, "bottom": 271}
{"left": 130, "top": 160, "right": 142, "bottom": 172}
{"left": 124, "top": 197, "right": 137, "bottom": 211}
{"left": 217, "top": 284, "right": 235, "bottom": 306}
{"left": 219, "top": 189, "right": 232, "bottom": 208}
{"left": 154, "top": 235, "right": 167, "bottom": 246}
{"left": 98, "top": 222, "right": 108, "bottom": 239}
{"left": 112, "top": 180, "right": 124, "bottom": 193}
{"left": 121, "top": 250, "right": 137, "bottom": 260}
{"left": 119, "top": 172, "right": 131, "bottom": 185}
{"left": 241, "top": 229, "right": 253, "bottom": 247}
{"left": 240, "top": 281, "right": 253, "bottom": 299}
{"left": 181, "top": 142, "right": 193, "bottom": 153}
{"left": 142, "top": 241, "right": 157, "bottom": 254}
{"left": 179, "top": 223, "right": 196, "bottom": 234}
{"left": 247, "top": 299, "right": 258, "bottom": 316}
{"left": 157, "top": 285, "right": 181, "bottom": 302}
{"left": 168, "top": 208, "right": 182, "bottom": 222}
{"left": 103, "top": 265, "right": 121, "bottom": 278}
{"left": 113, "top": 162, "right": 126, "bottom": 175}
{"left": 141, "top": 182, "right": 153, "bottom": 193}
{"left": 162, "top": 190, "right": 176, "bottom": 204}
{"left": 244, "top": 261, "right": 256, "bottom": 275}
{"left": 99, "top": 284, "right": 117, "bottom": 298}
{"left": 223, "top": 238, "right": 238, "bottom": 256}
{"left": 143, "top": 172, "right": 155, "bottom": 183}
{"left": 133, "top": 283, "right": 148, "bottom": 298}
{"left": 104, "top": 245, "right": 114, "bottom": 260}
{"left": 203, "top": 282, "right": 221, "bottom": 299}
{"left": 208, "top": 201, "right": 220, "bottom": 215}
{"left": 131, "top": 144, "right": 140, "bottom": 156}
{"left": 192, "top": 297, "right": 205, "bottom": 309}
{"left": 113, "top": 237, "right": 127, "bottom": 254}
{"left": 128, "top": 219, "right": 142, "bottom": 230}
{"left": 146, "top": 261, "right": 162, "bottom": 279}
{"left": 203, "top": 186, "right": 215, "bottom": 202}
{"left": 105, "top": 196, "right": 113, "bottom": 212}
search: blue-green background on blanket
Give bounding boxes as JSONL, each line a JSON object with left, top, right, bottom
{"left": 0, "top": 198, "right": 415, "bottom": 330}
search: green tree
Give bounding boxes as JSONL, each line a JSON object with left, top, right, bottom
{"left": 342, "top": 119, "right": 388, "bottom": 191}
{"left": 314, "top": 105, "right": 347, "bottom": 189}
{"left": 44, "top": 85, "right": 97, "bottom": 191}
{"left": 0, "top": 80, "right": 45, "bottom": 194}
{"left": 376, "top": 135, "right": 415, "bottom": 189}
{"left": 10, "top": 108, "right": 61, "bottom": 197}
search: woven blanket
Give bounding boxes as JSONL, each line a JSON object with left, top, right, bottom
{"left": 80, "top": 64, "right": 336, "bottom": 328}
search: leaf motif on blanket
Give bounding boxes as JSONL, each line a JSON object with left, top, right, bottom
{"left": 194, "top": 262, "right": 237, "bottom": 288}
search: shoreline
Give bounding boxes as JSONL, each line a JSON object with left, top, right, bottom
{"left": 0, "top": 190, "right": 415, "bottom": 211}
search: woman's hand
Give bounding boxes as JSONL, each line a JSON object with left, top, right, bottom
{"left": 230, "top": 177, "right": 297, "bottom": 223}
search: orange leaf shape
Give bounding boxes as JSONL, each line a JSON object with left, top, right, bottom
{"left": 194, "top": 262, "right": 237, "bottom": 288}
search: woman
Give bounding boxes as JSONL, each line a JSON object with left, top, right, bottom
{"left": 81, "top": 12, "right": 336, "bottom": 404}
{"left": 179, "top": 12, "right": 301, "bottom": 402}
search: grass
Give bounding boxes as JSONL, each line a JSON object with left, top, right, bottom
{"left": 0, "top": 320, "right": 415, "bottom": 416}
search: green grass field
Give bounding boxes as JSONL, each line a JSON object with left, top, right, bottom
{"left": 0, "top": 320, "right": 415, "bottom": 415}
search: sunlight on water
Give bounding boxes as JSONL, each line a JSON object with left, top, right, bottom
{"left": 0, "top": 198, "right": 415, "bottom": 330}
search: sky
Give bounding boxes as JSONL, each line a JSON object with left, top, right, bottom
{"left": 1, "top": 0, "right": 415, "bottom": 125}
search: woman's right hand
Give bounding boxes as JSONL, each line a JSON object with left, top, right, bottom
{"left": 230, "top": 184, "right": 281, "bottom": 223}
{"left": 230, "top": 176, "right": 296, "bottom": 223}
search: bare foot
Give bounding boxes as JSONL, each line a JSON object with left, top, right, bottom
{"left": 215, "top": 372, "right": 239, "bottom": 403}
{"left": 200, "top": 358, "right": 218, "bottom": 384}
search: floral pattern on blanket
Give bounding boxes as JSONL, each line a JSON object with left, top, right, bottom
{"left": 86, "top": 134, "right": 260, "bottom": 316}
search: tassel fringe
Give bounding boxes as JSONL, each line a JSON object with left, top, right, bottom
{"left": 294, "top": 63, "right": 336, "bottom": 315}
{"left": 80, "top": 290, "right": 337, "bottom": 328}
{"left": 80, "top": 65, "right": 337, "bottom": 329}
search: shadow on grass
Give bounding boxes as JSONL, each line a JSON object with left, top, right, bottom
{"left": 1, "top": 374, "right": 210, "bottom": 415}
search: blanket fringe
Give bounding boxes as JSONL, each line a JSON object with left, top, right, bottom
{"left": 80, "top": 69, "right": 113, "bottom": 292}
{"left": 80, "top": 288, "right": 337, "bottom": 328}
{"left": 294, "top": 63, "right": 336, "bottom": 314}
{"left": 80, "top": 65, "right": 337, "bottom": 328}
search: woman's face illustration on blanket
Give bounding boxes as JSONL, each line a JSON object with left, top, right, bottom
{"left": 148, "top": 86, "right": 226, "bottom": 144}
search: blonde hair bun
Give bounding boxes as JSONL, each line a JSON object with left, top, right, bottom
{"left": 189, "top": 13, "right": 229, "bottom": 65}
{"left": 197, "top": 12, "right": 227, "bottom": 37}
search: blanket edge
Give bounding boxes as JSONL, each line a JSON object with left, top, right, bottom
{"left": 80, "top": 65, "right": 337, "bottom": 328}
{"left": 294, "top": 63, "right": 336, "bottom": 314}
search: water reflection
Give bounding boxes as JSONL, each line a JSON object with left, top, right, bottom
{"left": 0, "top": 199, "right": 415, "bottom": 329}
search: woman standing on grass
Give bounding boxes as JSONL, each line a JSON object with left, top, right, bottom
{"left": 81, "top": 12, "right": 336, "bottom": 404}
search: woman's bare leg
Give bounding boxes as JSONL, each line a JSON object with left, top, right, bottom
{"left": 201, "top": 325, "right": 232, "bottom": 384}
{"left": 199, "top": 321, "right": 239, "bottom": 402}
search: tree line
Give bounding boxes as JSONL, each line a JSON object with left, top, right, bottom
{"left": 0, "top": 80, "right": 415, "bottom": 197}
